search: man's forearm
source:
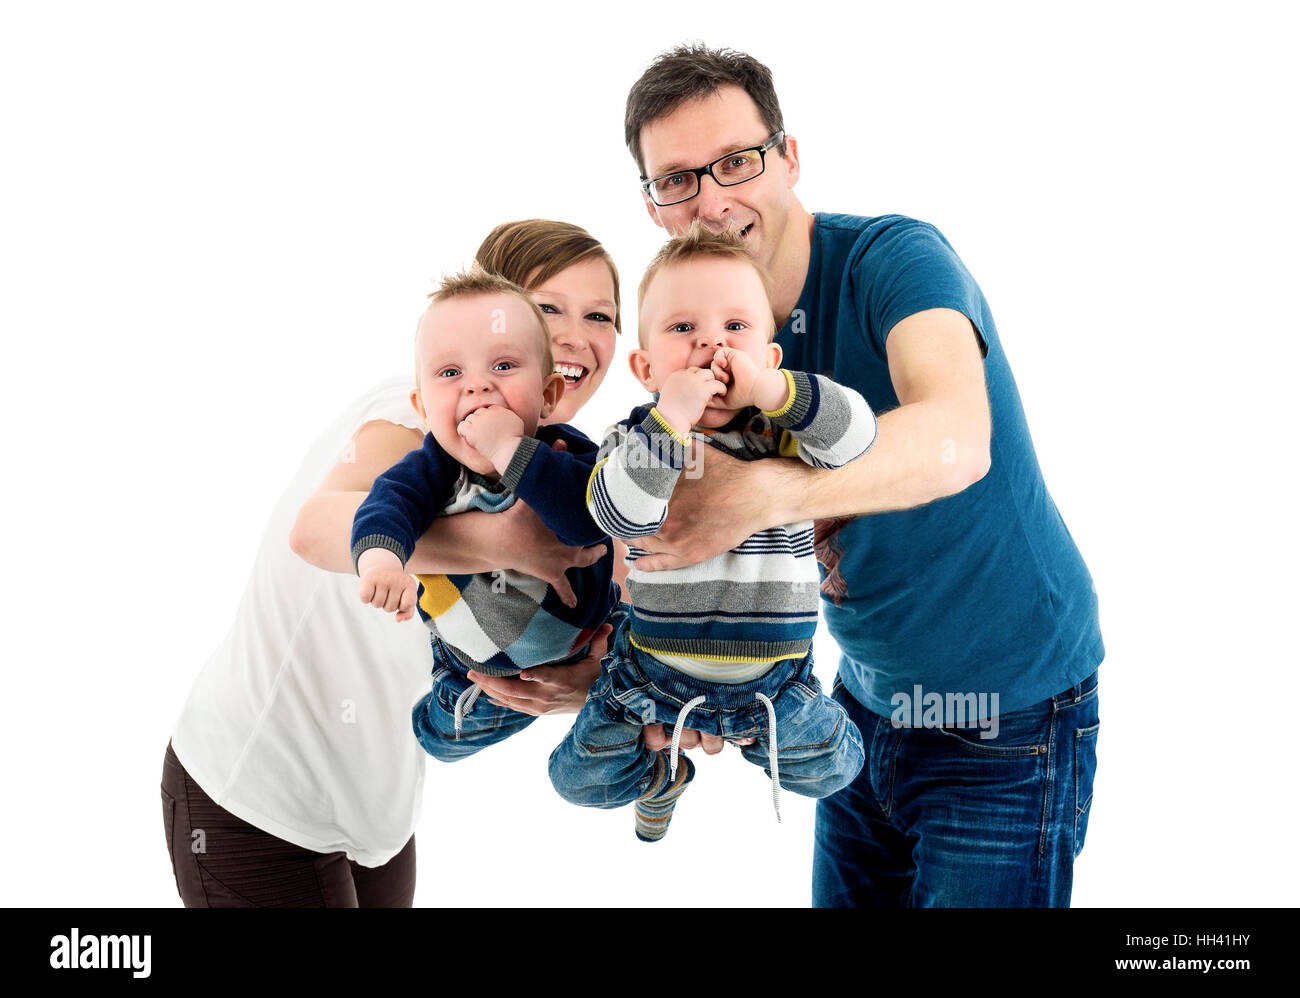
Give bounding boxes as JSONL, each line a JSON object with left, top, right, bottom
{"left": 290, "top": 491, "right": 502, "bottom": 576}
{"left": 763, "top": 400, "right": 991, "bottom": 525}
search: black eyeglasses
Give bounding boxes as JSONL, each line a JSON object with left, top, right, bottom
{"left": 640, "top": 131, "right": 785, "bottom": 207}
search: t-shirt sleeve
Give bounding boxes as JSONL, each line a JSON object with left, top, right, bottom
{"left": 352, "top": 390, "right": 425, "bottom": 436}
{"left": 852, "top": 219, "right": 990, "bottom": 358}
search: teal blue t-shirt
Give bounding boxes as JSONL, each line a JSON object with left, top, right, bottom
{"left": 778, "top": 212, "right": 1104, "bottom": 720}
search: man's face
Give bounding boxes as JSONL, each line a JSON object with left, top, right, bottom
{"left": 412, "top": 293, "right": 562, "bottom": 475}
{"left": 638, "top": 84, "right": 799, "bottom": 272}
{"left": 631, "top": 255, "right": 781, "bottom": 429}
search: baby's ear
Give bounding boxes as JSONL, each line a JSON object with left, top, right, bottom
{"left": 766, "top": 340, "right": 783, "bottom": 369}
{"left": 538, "top": 372, "right": 566, "bottom": 420}
{"left": 410, "top": 388, "right": 427, "bottom": 423}
{"left": 628, "top": 349, "right": 657, "bottom": 391}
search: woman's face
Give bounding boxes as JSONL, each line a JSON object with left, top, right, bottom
{"left": 528, "top": 255, "right": 618, "bottom": 425}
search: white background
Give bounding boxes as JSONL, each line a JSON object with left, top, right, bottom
{"left": 2, "top": 0, "right": 1296, "bottom": 907}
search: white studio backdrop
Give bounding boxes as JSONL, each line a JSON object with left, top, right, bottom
{"left": 1, "top": 0, "right": 1296, "bottom": 907}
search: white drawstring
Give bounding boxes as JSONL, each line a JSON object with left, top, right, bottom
{"left": 754, "top": 691, "right": 781, "bottom": 822}
{"left": 453, "top": 683, "right": 482, "bottom": 739}
{"left": 667, "top": 689, "right": 782, "bottom": 823}
{"left": 669, "top": 696, "right": 707, "bottom": 780}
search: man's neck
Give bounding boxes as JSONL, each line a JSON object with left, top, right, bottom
{"left": 770, "top": 195, "right": 815, "bottom": 328}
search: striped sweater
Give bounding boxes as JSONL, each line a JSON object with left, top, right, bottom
{"left": 586, "top": 369, "right": 876, "bottom": 676}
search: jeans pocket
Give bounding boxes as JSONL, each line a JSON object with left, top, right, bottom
{"left": 573, "top": 696, "right": 644, "bottom": 753}
{"left": 586, "top": 665, "right": 612, "bottom": 703}
{"left": 160, "top": 786, "right": 179, "bottom": 890}
{"left": 768, "top": 681, "right": 850, "bottom": 754}
{"left": 930, "top": 700, "right": 1050, "bottom": 758}
{"left": 432, "top": 668, "right": 472, "bottom": 715}
{"left": 1073, "top": 721, "right": 1100, "bottom": 857}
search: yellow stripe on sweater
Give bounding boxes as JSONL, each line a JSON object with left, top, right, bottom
{"left": 585, "top": 456, "right": 609, "bottom": 506}
{"left": 760, "top": 369, "right": 798, "bottom": 419}
{"left": 629, "top": 635, "right": 803, "bottom": 665}
{"left": 415, "top": 574, "right": 462, "bottom": 618}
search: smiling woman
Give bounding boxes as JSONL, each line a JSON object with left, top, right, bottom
{"left": 161, "top": 218, "right": 625, "bottom": 908}
{"left": 473, "top": 219, "right": 623, "bottom": 425}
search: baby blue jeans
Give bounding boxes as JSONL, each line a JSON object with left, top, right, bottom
{"left": 549, "top": 622, "right": 865, "bottom": 808}
{"left": 411, "top": 635, "right": 587, "bottom": 763}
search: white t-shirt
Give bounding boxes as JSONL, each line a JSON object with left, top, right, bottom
{"left": 171, "top": 376, "right": 432, "bottom": 867}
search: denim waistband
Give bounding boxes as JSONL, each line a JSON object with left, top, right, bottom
{"left": 612, "top": 625, "right": 813, "bottom": 711}
{"left": 1051, "top": 669, "right": 1099, "bottom": 709}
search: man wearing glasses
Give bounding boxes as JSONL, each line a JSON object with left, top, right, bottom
{"left": 621, "top": 44, "right": 1104, "bottom": 908}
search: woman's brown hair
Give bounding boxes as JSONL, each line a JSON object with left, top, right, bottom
{"left": 474, "top": 219, "right": 623, "bottom": 335}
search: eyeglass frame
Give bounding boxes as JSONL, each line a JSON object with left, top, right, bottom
{"left": 639, "top": 130, "right": 787, "bottom": 207}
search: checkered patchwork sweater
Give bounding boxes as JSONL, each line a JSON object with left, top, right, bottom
{"left": 586, "top": 370, "right": 876, "bottom": 669}
{"left": 351, "top": 425, "right": 618, "bottom": 676}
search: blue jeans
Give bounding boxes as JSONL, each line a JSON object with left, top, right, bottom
{"left": 409, "top": 636, "right": 539, "bottom": 762}
{"left": 548, "top": 624, "right": 865, "bottom": 808}
{"left": 812, "top": 669, "right": 1100, "bottom": 907}
{"left": 411, "top": 607, "right": 625, "bottom": 763}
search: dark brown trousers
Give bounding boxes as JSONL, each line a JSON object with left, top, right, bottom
{"left": 161, "top": 741, "right": 416, "bottom": 907}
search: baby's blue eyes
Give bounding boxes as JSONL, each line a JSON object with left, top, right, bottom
{"left": 669, "top": 321, "right": 748, "bottom": 334}
{"left": 437, "top": 361, "right": 514, "bottom": 377}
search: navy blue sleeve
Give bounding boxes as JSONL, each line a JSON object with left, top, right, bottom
{"left": 852, "top": 218, "right": 989, "bottom": 358}
{"left": 499, "top": 423, "right": 608, "bottom": 547}
{"left": 350, "top": 433, "right": 460, "bottom": 572}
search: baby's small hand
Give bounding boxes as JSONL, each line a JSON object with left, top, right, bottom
{"left": 710, "top": 347, "right": 788, "bottom": 412}
{"left": 656, "top": 367, "right": 726, "bottom": 436}
{"left": 458, "top": 405, "right": 525, "bottom": 470}
{"left": 357, "top": 548, "right": 416, "bottom": 622}
{"left": 709, "top": 347, "right": 758, "bottom": 408}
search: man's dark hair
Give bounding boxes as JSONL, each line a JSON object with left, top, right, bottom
{"left": 624, "top": 43, "right": 787, "bottom": 179}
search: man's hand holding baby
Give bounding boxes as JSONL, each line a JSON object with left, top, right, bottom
{"left": 357, "top": 547, "right": 417, "bottom": 623}
{"left": 457, "top": 404, "right": 525, "bottom": 474}
{"left": 709, "top": 346, "right": 790, "bottom": 413}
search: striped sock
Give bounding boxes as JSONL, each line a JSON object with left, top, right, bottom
{"left": 634, "top": 751, "right": 695, "bottom": 843}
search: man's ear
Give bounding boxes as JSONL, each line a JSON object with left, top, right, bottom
{"left": 782, "top": 134, "right": 800, "bottom": 188}
{"left": 410, "top": 388, "right": 427, "bottom": 425}
{"left": 628, "top": 348, "right": 657, "bottom": 391}
{"left": 538, "top": 372, "right": 566, "bottom": 421}
{"left": 766, "top": 340, "right": 783, "bottom": 370}
{"left": 642, "top": 191, "right": 666, "bottom": 231}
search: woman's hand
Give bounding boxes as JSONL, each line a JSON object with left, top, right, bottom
{"left": 469, "top": 622, "right": 613, "bottom": 716}
{"left": 491, "top": 501, "right": 607, "bottom": 608}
